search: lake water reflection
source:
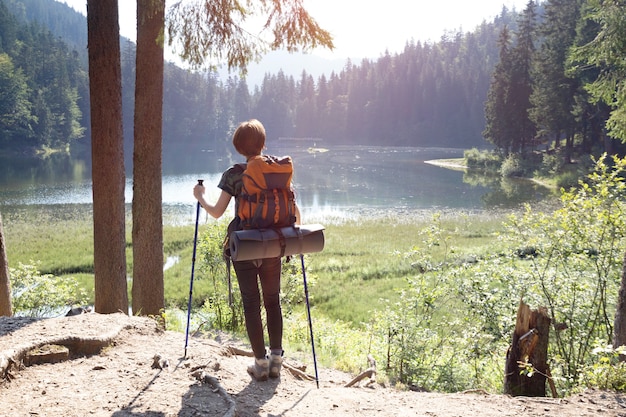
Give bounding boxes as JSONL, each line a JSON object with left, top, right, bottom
{"left": 0, "top": 145, "right": 554, "bottom": 222}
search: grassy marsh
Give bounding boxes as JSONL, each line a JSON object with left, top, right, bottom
{"left": 2, "top": 205, "right": 508, "bottom": 327}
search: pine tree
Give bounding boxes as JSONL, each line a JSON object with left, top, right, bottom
{"left": 567, "top": 1, "right": 607, "bottom": 154}
{"left": 508, "top": 0, "right": 537, "bottom": 155}
{"left": 572, "top": 0, "right": 626, "bottom": 142}
{"left": 529, "top": 0, "right": 582, "bottom": 162}
{"left": 132, "top": 0, "right": 166, "bottom": 316}
{"left": 87, "top": 0, "right": 129, "bottom": 314}
{"left": 484, "top": 27, "right": 514, "bottom": 154}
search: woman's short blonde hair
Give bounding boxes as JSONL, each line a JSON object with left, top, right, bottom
{"left": 232, "top": 119, "right": 266, "bottom": 157}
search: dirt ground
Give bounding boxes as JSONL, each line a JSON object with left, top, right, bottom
{"left": 1, "top": 313, "right": 626, "bottom": 417}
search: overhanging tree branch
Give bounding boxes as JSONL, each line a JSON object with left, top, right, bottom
{"left": 166, "top": 0, "right": 333, "bottom": 71}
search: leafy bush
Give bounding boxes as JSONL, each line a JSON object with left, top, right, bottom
{"left": 554, "top": 170, "right": 580, "bottom": 190}
{"left": 500, "top": 154, "right": 526, "bottom": 177}
{"left": 365, "top": 214, "right": 511, "bottom": 392}
{"left": 502, "top": 155, "right": 626, "bottom": 389}
{"left": 11, "top": 262, "right": 88, "bottom": 317}
{"left": 464, "top": 148, "right": 501, "bottom": 171}
{"left": 539, "top": 150, "right": 566, "bottom": 176}
{"left": 581, "top": 344, "right": 626, "bottom": 391}
{"left": 362, "top": 154, "right": 626, "bottom": 394}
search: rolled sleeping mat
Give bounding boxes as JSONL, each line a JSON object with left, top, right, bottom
{"left": 229, "top": 224, "right": 325, "bottom": 261}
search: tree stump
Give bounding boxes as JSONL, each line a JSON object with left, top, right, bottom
{"left": 504, "top": 299, "right": 551, "bottom": 397}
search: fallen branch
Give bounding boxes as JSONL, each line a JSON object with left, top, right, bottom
{"left": 345, "top": 354, "right": 377, "bottom": 388}
{"left": 345, "top": 368, "right": 376, "bottom": 387}
{"left": 219, "top": 345, "right": 253, "bottom": 357}
{"left": 283, "top": 362, "right": 316, "bottom": 381}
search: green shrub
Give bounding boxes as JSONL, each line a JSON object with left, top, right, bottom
{"left": 581, "top": 344, "right": 626, "bottom": 391}
{"left": 464, "top": 148, "right": 501, "bottom": 171}
{"left": 362, "top": 154, "right": 626, "bottom": 394}
{"left": 366, "top": 214, "right": 512, "bottom": 392}
{"left": 554, "top": 170, "right": 580, "bottom": 190}
{"left": 500, "top": 154, "right": 525, "bottom": 178}
{"left": 10, "top": 262, "right": 88, "bottom": 317}
{"left": 539, "top": 150, "right": 566, "bottom": 176}
{"left": 500, "top": 154, "right": 626, "bottom": 392}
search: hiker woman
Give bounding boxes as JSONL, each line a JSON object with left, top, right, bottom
{"left": 193, "top": 119, "right": 300, "bottom": 381}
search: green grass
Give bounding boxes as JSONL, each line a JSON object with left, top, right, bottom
{"left": 3, "top": 205, "right": 95, "bottom": 276}
{"left": 305, "top": 213, "right": 506, "bottom": 325}
{"left": 2, "top": 205, "right": 508, "bottom": 327}
{"left": 1, "top": 205, "right": 522, "bottom": 385}
{"left": 4, "top": 159, "right": 618, "bottom": 393}
{"left": 2, "top": 204, "right": 202, "bottom": 307}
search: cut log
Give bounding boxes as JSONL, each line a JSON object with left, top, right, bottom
{"left": 504, "top": 299, "right": 552, "bottom": 397}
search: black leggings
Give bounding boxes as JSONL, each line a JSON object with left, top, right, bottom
{"left": 233, "top": 257, "right": 283, "bottom": 359}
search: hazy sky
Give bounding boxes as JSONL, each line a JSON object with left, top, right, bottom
{"left": 60, "top": 0, "right": 530, "bottom": 59}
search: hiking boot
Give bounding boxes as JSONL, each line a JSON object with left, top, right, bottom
{"left": 247, "top": 357, "right": 269, "bottom": 381}
{"left": 269, "top": 354, "right": 283, "bottom": 378}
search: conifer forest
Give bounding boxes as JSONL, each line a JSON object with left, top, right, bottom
{"left": 0, "top": 0, "right": 624, "bottom": 168}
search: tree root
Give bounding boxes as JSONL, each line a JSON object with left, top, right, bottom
{"left": 1, "top": 316, "right": 129, "bottom": 382}
{"left": 0, "top": 355, "right": 20, "bottom": 381}
{"left": 192, "top": 369, "right": 237, "bottom": 417}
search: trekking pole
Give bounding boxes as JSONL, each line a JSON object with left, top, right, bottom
{"left": 184, "top": 179, "right": 203, "bottom": 358}
{"left": 300, "top": 254, "right": 320, "bottom": 388}
{"left": 226, "top": 257, "right": 234, "bottom": 307}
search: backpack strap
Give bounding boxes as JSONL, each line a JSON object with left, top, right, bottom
{"left": 249, "top": 191, "right": 267, "bottom": 229}
{"left": 275, "top": 227, "right": 287, "bottom": 257}
{"left": 287, "top": 188, "right": 296, "bottom": 225}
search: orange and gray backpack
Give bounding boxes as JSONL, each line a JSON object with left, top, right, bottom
{"left": 223, "top": 155, "right": 297, "bottom": 303}
{"left": 237, "top": 154, "right": 297, "bottom": 230}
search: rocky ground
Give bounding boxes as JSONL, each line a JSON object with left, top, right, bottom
{"left": 1, "top": 313, "right": 626, "bottom": 417}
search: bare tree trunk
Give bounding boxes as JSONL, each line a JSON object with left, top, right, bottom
{"left": 613, "top": 251, "right": 626, "bottom": 352}
{"left": 0, "top": 213, "right": 12, "bottom": 316}
{"left": 87, "top": 0, "right": 129, "bottom": 314}
{"left": 131, "top": 0, "right": 165, "bottom": 316}
{"left": 504, "top": 299, "right": 551, "bottom": 397}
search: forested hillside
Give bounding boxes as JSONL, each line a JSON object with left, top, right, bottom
{"left": 481, "top": 0, "right": 624, "bottom": 165}
{"left": 2, "top": 0, "right": 523, "bottom": 168}
{"left": 0, "top": 0, "right": 87, "bottom": 151}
